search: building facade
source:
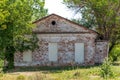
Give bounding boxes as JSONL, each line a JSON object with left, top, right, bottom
{"left": 14, "top": 14, "right": 108, "bottom": 66}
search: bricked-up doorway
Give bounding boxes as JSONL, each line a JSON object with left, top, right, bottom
{"left": 48, "top": 43, "right": 58, "bottom": 62}
{"left": 75, "top": 43, "right": 84, "bottom": 63}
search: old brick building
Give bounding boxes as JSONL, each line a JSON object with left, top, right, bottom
{"left": 14, "top": 14, "right": 109, "bottom": 66}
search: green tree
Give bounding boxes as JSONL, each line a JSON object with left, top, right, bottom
{"left": 71, "top": 18, "right": 96, "bottom": 29}
{"left": 64, "top": 0, "right": 120, "bottom": 52}
{"left": 0, "top": 0, "right": 48, "bottom": 68}
{"left": 109, "top": 44, "right": 120, "bottom": 61}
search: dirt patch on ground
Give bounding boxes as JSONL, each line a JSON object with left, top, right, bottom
{"left": 8, "top": 71, "right": 41, "bottom": 76}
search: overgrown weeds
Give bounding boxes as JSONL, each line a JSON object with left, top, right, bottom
{"left": 100, "top": 58, "right": 115, "bottom": 80}
{"left": 16, "top": 75, "right": 25, "bottom": 80}
{"left": 0, "top": 64, "right": 120, "bottom": 80}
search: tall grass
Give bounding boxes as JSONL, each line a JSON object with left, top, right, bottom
{"left": 0, "top": 59, "right": 4, "bottom": 68}
{"left": 100, "top": 58, "right": 115, "bottom": 80}
{"left": 0, "top": 59, "right": 4, "bottom": 73}
{"left": 0, "top": 65, "right": 120, "bottom": 80}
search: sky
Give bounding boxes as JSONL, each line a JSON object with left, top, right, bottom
{"left": 44, "top": 0, "right": 80, "bottom": 19}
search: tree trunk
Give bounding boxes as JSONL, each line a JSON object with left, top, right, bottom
{"left": 5, "top": 46, "right": 15, "bottom": 69}
{"left": 109, "top": 42, "right": 115, "bottom": 53}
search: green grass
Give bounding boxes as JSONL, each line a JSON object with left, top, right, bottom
{"left": 0, "top": 59, "right": 3, "bottom": 68}
{"left": 0, "top": 59, "right": 120, "bottom": 80}
{"left": 0, "top": 59, "right": 4, "bottom": 72}
{"left": 0, "top": 65, "right": 120, "bottom": 80}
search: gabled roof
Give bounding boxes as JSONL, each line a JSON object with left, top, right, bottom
{"left": 33, "top": 14, "right": 98, "bottom": 34}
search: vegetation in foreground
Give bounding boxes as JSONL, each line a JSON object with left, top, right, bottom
{"left": 0, "top": 61, "right": 120, "bottom": 80}
{"left": 0, "top": 0, "right": 48, "bottom": 69}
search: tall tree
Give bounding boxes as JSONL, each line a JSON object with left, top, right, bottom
{"left": 71, "top": 18, "right": 96, "bottom": 29}
{"left": 64, "top": 0, "right": 120, "bottom": 52}
{"left": 0, "top": 0, "right": 48, "bottom": 68}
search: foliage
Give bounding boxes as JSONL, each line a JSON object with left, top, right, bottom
{"left": 1, "top": 65, "right": 120, "bottom": 80}
{"left": 71, "top": 18, "right": 96, "bottom": 29}
{"left": 32, "top": 73, "right": 47, "bottom": 80}
{"left": 64, "top": 0, "right": 120, "bottom": 52}
{"left": 0, "top": 59, "right": 4, "bottom": 68}
{"left": 109, "top": 44, "right": 120, "bottom": 61}
{"left": 0, "top": 73, "right": 3, "bottom": 78}
{"left": 0, "top": 65, "right": 119, "bottom": 80}
{"left": 14, "top": 34, "right": 39, "bottom": 52}
{"left": 0, "top": 0, "right": 48, "bottom": 68}
{"left": 100, "top": 58, "right": 115, "bottom": 79}
{"left": 16, "top": 75, "right": 25, "bottom": 80}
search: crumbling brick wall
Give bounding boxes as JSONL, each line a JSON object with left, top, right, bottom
{"left": 14, "top": 14, "right": 109, "bottom": 67}
{"left": 94, "top": 41, "right": 109, "bottom": 63}
{"left": 14, "top": 33, "right": 97, "bottom": 66}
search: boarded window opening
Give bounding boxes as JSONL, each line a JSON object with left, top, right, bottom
{"left": 75, "top": 43, "right": 84, "bottom": 63}
{"left": 48, "top": 43, "right": 58, "bottom": 61}
{"left": 23, "top": 50, "right": 32, "bottom": 62}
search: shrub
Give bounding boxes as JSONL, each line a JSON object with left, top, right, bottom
{"left": 100, "top": 58, "right": 115, "bottom": 79}
{"left": 109, "top": 45, "right": 120, "bottom": 62}
{"left": 0, "top": 73, "right": 3, "bottom": 78}
{"left": 0, "top": 59, "right": 4, "bottom": 68}
{"left": 33, "top": 73, "right": 46, "bottom": 80}
{"left": 16, "top": 75, "right": 25, "bottom": 80}
{"left": 73, "top": 71, "right": 80, "bottom": 77}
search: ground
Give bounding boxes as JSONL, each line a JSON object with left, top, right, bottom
{"left": 0, "top": 64, "right": 120, "bottom": 80}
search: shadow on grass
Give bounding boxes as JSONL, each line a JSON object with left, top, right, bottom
{"left": 3, "top": 64, "right": 101, "bottom": 73}
{"left": 112, "top": 61, "right": 120, "bottom": 66}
